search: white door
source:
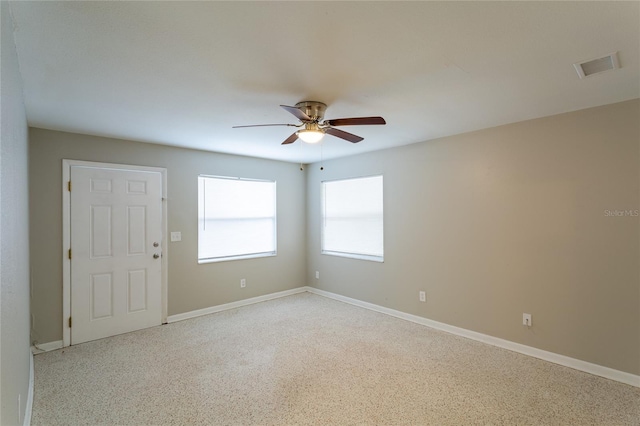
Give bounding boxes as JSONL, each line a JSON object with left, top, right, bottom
{"left": 70, "top": 166, "right": 163, "bottom": 344}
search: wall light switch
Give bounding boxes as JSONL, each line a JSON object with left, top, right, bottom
{"left": 170, "top": 232, "right": 182, "bottom": 242}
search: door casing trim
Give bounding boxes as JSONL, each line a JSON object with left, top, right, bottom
{"left": 62, "top": 159, "right": 168, "bottom": 347}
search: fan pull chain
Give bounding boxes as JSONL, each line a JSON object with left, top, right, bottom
{"left": 299, "top": 138, "right": 304, "bottom": 171}
{"left": 320, "top": 141, "right": 324, "bottom": 171}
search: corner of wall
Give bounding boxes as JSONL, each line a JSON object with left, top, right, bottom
{"left": 1, "top": 1, "right": 32, "bottom": 424}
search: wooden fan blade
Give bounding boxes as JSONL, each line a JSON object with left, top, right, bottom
{"left": 324, "top": 116, "right": 386, "bottom": 127}
{"left": 325, "top": 127, "right": 364, "bottom": 143}
{"left": 281, "top": 132, "right": 299, "bottom": 145}
{"left": 232, "top": 124, "right": 297, "bottom": 128}
{"left": 280, "top": 105, "right": 312, "bottom": 122}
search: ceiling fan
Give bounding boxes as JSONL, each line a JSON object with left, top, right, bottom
{"left": 233, "top": 101, "right": 386, "bottom": 145}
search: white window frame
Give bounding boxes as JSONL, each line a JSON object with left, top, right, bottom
{"left": 198, "top": 175, "right": 277, "bottom": 263}
{"left": 321, "top": 175, "right": 384, "bottom": 262}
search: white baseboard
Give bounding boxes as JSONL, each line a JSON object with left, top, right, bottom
{"left": 36, "top": 287, "right": 637, "bottom": 388}
{"left": 31, "top": 340, "right": 63, "bottom": 354}
{"left": 24, "top": 351, "right": 34, "bottom": 426}
{"left": 306, "top": 287, "right": 640, "bottom": 388}
{"left": 166, "top": 286, "right": 308, "bottom": 323}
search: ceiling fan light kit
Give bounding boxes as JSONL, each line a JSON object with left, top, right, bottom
{"left": 233, "top": 100, "right": 386, "bottom": 146}
{"left": 297, "top": 129, "right": 324, "bottom": 144}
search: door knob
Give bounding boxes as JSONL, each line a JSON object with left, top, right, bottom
{"left": 153, "top": 253, "right": 160, "bottom": 259}
{"left": 153, "top": 242, "right": 159, "bottom": 247}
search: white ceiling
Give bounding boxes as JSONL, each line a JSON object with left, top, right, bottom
{"left": 8, "top": 1, "right": 640, "bottom": 164}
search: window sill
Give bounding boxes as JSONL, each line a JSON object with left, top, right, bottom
{"left": 198, "top": 252, "right": 276, "bottom": 264}
{"left": 321, "top": 250, "right": 384, "bottom": 263}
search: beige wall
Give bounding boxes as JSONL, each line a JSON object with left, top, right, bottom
{"left": 29, "top": 129, "right": 306, "bottom": 344}
{"left": 306, "top": 100, "right": 640, "bottom": 375}
{"left": 1, "top": 2, "right": 32, "bottom": 424}
{"left": 28, "top": 100, "right": 639, "bottom": 377}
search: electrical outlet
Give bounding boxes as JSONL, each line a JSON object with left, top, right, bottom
{"left": 170, "top": 231, "right": 182, "bottom": 242}
{"left": 523, "top": 313, "right": 532, "bottom": 327}
{"left": 419, "top": 291, "right": 426, "bottom": 302}
{"left": 315, "top": 271, "right": 319, "bottom": 279}
{"left": 240, "top": 279, "right": 246, "bottom": 288}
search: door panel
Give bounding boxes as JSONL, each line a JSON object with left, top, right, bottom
{"left": 71, "top": 166, "right": 162, "bottom": 344}
{"left": 91, "top": 273, "right": 113, "bottom": 320}
{"left": 90, "top": 205, "right": 113, "bottom": 258}
{"left": 127, "top": 269, "right": 147, "bottom": 313}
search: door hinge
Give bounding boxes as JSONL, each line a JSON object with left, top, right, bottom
{"left": 68, "top": 181, "right": 72, "bottom": 191}
{"left": 68, "top": 249, "right": 72, "bottom": 260}
{"left": 68, "top": 317, "right": 72, "bottom": 328}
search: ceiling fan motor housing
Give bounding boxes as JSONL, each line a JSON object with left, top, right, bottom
{"left": 295, "top": 101, "right": 327, "bottom": 122}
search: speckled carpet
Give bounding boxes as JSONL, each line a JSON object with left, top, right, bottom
{"left": 32, "top": 292, "right": 640, "bottom": 425}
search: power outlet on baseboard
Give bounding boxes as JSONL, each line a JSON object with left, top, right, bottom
{"left": 240, "top": 279, "right": 246, "bottom": 288}
{"left": 419, "top": 291, "right": 426, "bottom": 302}
{"left": 523, "top": 313, "right": 532, "bottom": 327}
{"left": 315, "top": 271, "right": 319, "bottom": 279}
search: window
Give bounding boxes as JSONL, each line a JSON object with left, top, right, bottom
{"left": 198, "top": 175, "right": 276, "bottom": 263}
{"left": 322, "top": 175, "right": 383, "bottom": 262}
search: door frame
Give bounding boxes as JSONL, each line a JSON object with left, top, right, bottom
{"left": 62, "top": 159, "right": 168, "bottom": 347}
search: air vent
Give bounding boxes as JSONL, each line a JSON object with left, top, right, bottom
{"left": 574, "top": 52, "right": 620, "bottom": 79}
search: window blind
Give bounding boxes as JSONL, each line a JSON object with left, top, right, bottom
{"left": 322, "top": 175, "right": 383, "bottom": 261}
{"left": 198, "top": 176, "right": 276, "bottom": 262}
